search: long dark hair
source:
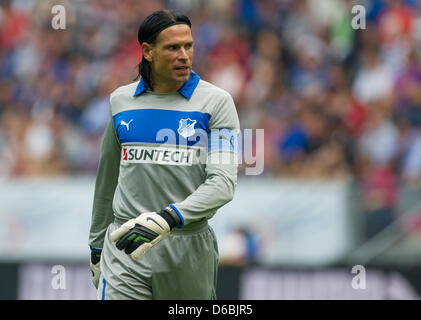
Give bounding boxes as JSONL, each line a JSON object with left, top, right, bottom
{"left": 135, "top": 10, "right": 192, "bottom": 90}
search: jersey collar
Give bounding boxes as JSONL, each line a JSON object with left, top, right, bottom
{"left": 133, "top": 70, "right": 200, "bottom": 99}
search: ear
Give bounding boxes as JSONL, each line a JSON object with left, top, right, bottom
{"left": 141, "top": 42, "right": 153, "bottom": 62}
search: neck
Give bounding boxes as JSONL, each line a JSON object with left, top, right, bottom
{"left": 153, "top": 81, "right": 184, "bottom": 93}
{"left": 151, "top": 72, "right": 185, "bottom": 93}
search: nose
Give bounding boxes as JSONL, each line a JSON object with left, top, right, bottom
{"left": 178, "top": 47, "right": 189, "bottom": 61}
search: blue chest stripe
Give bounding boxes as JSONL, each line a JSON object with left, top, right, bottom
{"left": 113, "top": 109, "right": 211, "bottom": 147}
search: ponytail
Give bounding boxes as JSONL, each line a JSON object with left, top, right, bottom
{"left": 134, "top": 59, "right": 153, "bottom": 90}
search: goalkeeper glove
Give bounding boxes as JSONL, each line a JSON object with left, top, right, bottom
{"left": 90, "top": 248, "right": 101, "bottom": 289}
{"left": 109, "top": 207, "right": 182, "bottom": 260}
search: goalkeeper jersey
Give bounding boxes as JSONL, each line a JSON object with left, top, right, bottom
{"left": 89, "top": 71, "right": 240, "bottom": 250}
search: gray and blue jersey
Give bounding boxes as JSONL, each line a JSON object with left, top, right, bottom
{"left": 89, "top": 71, "right": 240, "bottom": 250}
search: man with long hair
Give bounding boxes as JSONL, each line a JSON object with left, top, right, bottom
{"left": 89, "top": 10, "right": 240, "bottom": 300}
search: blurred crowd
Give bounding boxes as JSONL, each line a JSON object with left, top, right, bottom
{"left": 2, "top": 0, "right": 421, "bottom": 236}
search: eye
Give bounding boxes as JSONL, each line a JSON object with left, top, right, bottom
{"left": 185, "top": 43, "right": 193, "bottom": 50}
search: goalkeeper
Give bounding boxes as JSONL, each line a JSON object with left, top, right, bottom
{"left": 88, "top": 9, "right": 240, "bottom": 300}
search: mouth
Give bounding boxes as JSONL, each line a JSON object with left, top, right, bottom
{"left": 174, "top": 66, "right": 190, "bottom": 74}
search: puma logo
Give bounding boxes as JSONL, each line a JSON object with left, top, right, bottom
{"left": 121, "top": 119, "right": 133, "bottom": 131}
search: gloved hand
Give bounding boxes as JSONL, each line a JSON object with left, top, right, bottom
{"left": 90, "top": 249, "right": 101, "bottom": 288}
{"left": 109, "top": 207, "right": 182, "bottom": 260}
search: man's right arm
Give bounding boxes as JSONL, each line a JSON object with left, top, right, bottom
{"left": 89, "top": 109, "right": 121, "bottom": 251}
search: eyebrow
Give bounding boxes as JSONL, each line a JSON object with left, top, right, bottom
{"left": 162, "top": 40, "right": 194, "bottom": 48}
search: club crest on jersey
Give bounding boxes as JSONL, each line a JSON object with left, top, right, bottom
{"left": 177, "top": 118, "right": 197, "bottom": 138}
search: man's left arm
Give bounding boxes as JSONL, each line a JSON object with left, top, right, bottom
{"left": 170, "top": 90, "right": 240, "bottom": 227}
